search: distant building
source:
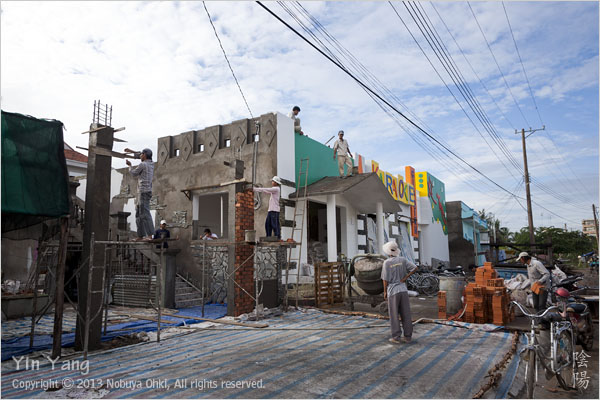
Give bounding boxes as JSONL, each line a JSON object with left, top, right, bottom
{"left": 446, "top": 201, "right": 488, "bottom": 269}
{"left": 582, "top": 219, "right": 597, "bottom": 238}
{"left": 64, "top": 143, "right": 88, "bottom": 177}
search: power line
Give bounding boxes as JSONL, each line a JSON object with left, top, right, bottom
{"left": 400, "top": 1, "right": 523, "bottom": 180}
{"left": 203, "top": 1, "right": 254, "bottom": 119}
{"left": 467, "top": 1, "right": 530, "bottom": 127}
{"left": 502, "top": 1, "right": 543, "bottom": 126}
{"left": 256, "top": 1, "right": 582, "bottom": 226}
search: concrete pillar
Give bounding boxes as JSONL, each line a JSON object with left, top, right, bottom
{"left": 376, "top": 201, "right": 384, "bottom": 255}
{"left": 327, "top": 195, "right": 337, "bottom": 262}
{"left": 75, "top": 124, "right": 114, "bottom": 351}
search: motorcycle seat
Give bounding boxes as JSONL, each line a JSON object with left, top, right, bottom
{"left": 567, "top": 303, "right": 587, "bottom": 314}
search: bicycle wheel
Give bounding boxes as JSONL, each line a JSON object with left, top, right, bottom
{"left": 554, "top": 329, "right": 577, "bottom": 390}
{"left": 420, "top": 275, "right": 439, "bottom": 296}
{"left": 526, "top": 349, "right": 536, "bottom": 399}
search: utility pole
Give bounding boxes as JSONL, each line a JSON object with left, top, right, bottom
{"left": 593, "top": 204, "right": 599, "bottom": 240}
{"left": 516, "top": 126, "right": 545, "bottom": 249}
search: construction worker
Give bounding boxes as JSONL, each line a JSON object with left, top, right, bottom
{"left": 125, "top": 147, "right": 154, "bottom": 241}
{"left": 201, "top": 228, "right": 218, "bottom": 240}
{"left": 333, "top": 130, "right": 353, "bottom": 178}
{"left": 382, "top": 241, "right": 417, "bottom": 344}
{"left": 288, "top": 106, "right": 303, "bottom": 135}
{"left": 517, "top": 252, "right": 550, "bottom": 312}
{"left": 253, "top": 176, "right": 282, "bottom": 239}
{"left": 153, "top": 220, "right": 171, "bottom": 249}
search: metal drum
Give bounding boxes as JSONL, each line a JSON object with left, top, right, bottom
{"left": 439, "top": 276, "right": 466, "bottom": 315}
{"left": 353, "top": 256, "right": 385, "bottom": 295}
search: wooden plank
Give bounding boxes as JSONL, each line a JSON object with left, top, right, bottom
{"left": 116, "top": 314, "right": 178, "bottom": 325}
{"left": 160, "top": 311, "right": 268, "bottom": 328}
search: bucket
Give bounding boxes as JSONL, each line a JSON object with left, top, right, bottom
{"left": 439, "top": 276, "right": 466, "bottom": 315}
{"left": 244, "top": 230, "right": 256, "bottom": 243}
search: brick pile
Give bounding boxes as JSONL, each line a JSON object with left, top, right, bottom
{"left": 438, "top": 291, "right": 447, "bottom": 319}
{"left": 234, "top": 189, "right": 255, "bottom": 316}
{"left": 463, "top": 262, "right": 514, "bottom": 325}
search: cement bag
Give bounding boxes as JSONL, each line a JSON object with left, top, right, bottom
{"left": 407, "top": 290, "right": 418, "bottom": 297}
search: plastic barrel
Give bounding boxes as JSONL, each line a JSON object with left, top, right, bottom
{"left": 439, "top": 276, "right": 466, "bottom": 315}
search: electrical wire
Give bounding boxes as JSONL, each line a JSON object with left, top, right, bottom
{"left": 256, "top": 1, "right": 583, "bottom": 226}
{"left": 203, "top": 1, "right": 254, "bottom": 119}
{"left": 467, "top": 2, "right": 530, "bottom": 127}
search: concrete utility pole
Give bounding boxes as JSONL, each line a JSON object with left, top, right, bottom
{"left": 516, "top": 126, "right": 544, "bottom": 249}
{"left": 593, "top": 204, "right": 599, "bottom": 240}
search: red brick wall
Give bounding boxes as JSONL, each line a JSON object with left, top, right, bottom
{"left": 234, "top": 189, "right": 255, "bottom": 316}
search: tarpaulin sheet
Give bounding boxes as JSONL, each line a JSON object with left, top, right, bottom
{"left": 1, "top": 304, "right": 227, "bottom": 361}
{"left": 1, "top": 110, "right": 70, "bottom": 232}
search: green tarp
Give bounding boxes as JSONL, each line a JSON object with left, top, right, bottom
{"left": 1, "top": 110, "right": 70, "bottom": 232}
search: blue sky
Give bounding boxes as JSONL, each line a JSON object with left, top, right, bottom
{"left": 1, "top": 1, "right": 598, "bottom": 232}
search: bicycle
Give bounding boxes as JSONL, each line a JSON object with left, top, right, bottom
{"left": 406, "top": 268, "right": 439, "bottom": 296}
{"left": 510, "top": 301, "right": 578, "bottom": 398}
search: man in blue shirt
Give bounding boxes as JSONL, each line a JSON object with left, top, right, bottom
{"left": 153, "top": 220, "right": 170, "bottom": 249}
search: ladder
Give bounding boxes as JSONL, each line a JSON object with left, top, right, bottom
{"left": 285, "top": 158, "right": 309, "bottom": 309}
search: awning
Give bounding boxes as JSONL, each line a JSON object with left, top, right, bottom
{"left": 289, "top": 173, "right": 401, "bottom": 214}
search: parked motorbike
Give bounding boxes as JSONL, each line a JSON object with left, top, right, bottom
{"left": 550, "top": 274, "right": 583, "bottom": 302}
{"left": 554, "top": 287, "right": 594, "bottom": 351}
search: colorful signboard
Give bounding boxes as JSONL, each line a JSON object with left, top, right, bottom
{"left": 356, "top": 154, "right": 415, "bottom": 206}
{"left": 405, "top": 166, "right": 418, "bottom": 238}
{"left": 416, "top": 171, "right": 447, "bottom": 235}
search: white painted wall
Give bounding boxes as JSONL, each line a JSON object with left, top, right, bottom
{"left": 276, "top": 112, "right": 296, "bottom": 243}
{"left": 417, "top": 195, "right": 449, "bottom": 266}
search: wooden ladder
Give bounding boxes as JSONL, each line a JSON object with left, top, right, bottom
{"left": 285, "top": 158, "right": 309, "bottom": 309}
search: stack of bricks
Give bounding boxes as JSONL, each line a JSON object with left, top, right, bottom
{"left": 462, "top": 262, "right": 514, "bottom": 325}
{"left": 234, "top": 189, "right": 255, "bottom": 317}
{"left": 438, "top": 291, "right": 447, "bottom": 319}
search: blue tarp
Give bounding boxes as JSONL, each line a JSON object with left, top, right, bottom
{"left": 1, "top": 304, "right": 227, "bottom": 361}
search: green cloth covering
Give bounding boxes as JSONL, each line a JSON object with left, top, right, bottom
{"left": 1, "top": 110, "right": 70, "bottom": 232}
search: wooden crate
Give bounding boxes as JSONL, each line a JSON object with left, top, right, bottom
{"left": 314, "top": 262, "right": 345, "bottom": 308}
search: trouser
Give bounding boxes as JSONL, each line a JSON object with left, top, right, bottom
{"left": 532, "top": 288, "right": 548, "bottom": 312}
{"left": 265, "top": 211, "right": 280, "bottom": 238}
{"left": 136, "top": 192, "right": 154, "bottom": 238}
{"left": 388, "top": 291, "right": 413, "bottom": 339}
{"left": 337, "top": 155, "right": 353, "bottom": 177}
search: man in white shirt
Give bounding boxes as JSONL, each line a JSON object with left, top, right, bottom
{"left": 333, "top": 130, "right": 353, "bottom": 178}
{"left": 201, "top": 229, "right": 218, "bottom": 240}
{"left": 287, "top": 106, "right": 303, "bottom": 135}
{"left": 253, "top": 176, "right": 282, "bottom": 239}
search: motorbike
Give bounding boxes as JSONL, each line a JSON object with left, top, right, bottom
{"left": 553, "top": 287, "right": 595, "bottom": 351}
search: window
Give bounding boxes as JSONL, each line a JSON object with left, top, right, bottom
{"left": 174, "top": 148, "right": 180, "bottom": 157}
{"left": 195, "top": 193, "right": 229, "bottom": 239}
{"left": 198, "top": 144, "right": 204, "bottom": 152}
{"left": 224, "top": 139, "right": 231, "bottom": 148}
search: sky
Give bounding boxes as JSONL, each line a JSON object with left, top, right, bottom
{"left": 1, "top": 1, "right": 598, "bottom": 232}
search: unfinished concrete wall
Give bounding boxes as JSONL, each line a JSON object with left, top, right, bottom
{"left": 152, "top": 112, "right": 292, "bottom": 281}
{"left": 447, "top": 201, "right": 477, "bottom": 269}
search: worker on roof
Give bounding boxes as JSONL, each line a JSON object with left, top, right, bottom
{"left": 333, "top": 130, "right": 353, "bottom": 178}
{"left": 253, "top": 176, "right": 282, "bottom": 239}
{"left": 382, "top": 240, "right": 417, "bottom": 344}
{"left": 288, "top": 106, "right": 303, "bottom": 135}
{"left": 517, "top": 252, "right": 550, "bottom": 312}
{"left": 125, "top": 147, "right": 154, "bottom": 241}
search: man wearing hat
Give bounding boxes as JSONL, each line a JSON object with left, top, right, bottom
{"left": 381, "top": 240, "right": 418, "bottom": 344}
{"left": 517, "top": 252, "right": 550, "bottom": 312}
{"left": 332, "top": 130, "right": 353, "bottom": 178}
{"left": 125, "top": 147, "right": 155, "bottom": 241}
{"left": 153, "top": 220, "right": 171, "bottom": 249}
{"left": 253, "top": 176, "right": 282, "bottom": 239}
{"left": 288, "top": 106, "right": 303, "bottom": 135}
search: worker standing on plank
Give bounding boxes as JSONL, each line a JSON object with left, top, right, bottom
{"left": 333, "top": 130, "right": 353, "bottom": 178}
{"left": 382, "top": 241, "right": 417, "bottom": 344}
{"left": 253, "top": 176, "right": 282, "bottom": 239}
{"left": 517, "top": 252, "right": 550, "bottom": 312}
{"left": 125, "top": 147, "right": 154, "bottom": 241}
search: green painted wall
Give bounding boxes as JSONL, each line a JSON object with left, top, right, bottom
{"left": 294, "top": 134, "right": 354, "bottom": 187}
